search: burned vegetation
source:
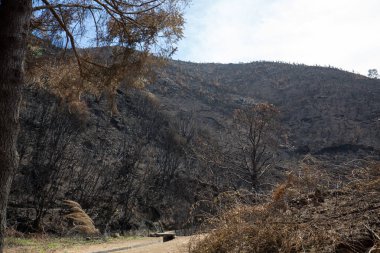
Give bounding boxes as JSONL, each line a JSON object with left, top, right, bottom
{"left": 6, "top": 41, "right": 380, "bottom": 253}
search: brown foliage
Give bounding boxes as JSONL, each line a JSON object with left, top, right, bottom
{"left": 27, "top": 0, "right": 188, "bottom": 115}
{"left": 190, "top": 162, "right": 380, "bottom": 253}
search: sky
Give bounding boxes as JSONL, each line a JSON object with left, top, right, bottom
{"left": 173, "top": 0, "right": 380, "bottom": 75}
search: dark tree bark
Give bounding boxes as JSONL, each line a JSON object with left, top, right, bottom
{"left": 0, "top": 0, "right": 32, "bottom": 251}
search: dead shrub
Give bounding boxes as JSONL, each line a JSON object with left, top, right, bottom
{"left": 190, "top": 162, "right": 380, "bottom": 253}
{"left": 5, "top": 227, "right": 24, "bottom": 238}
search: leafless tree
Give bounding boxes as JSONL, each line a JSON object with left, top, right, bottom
{"left": 229, "top": 103, "right": 280, "bottom": 191}
{"left": 12, "top": 89, "right": 83, "bottom": 231}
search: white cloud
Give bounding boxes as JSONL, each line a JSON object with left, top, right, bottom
{"left": 175, "top": 0, "right": 380, "bottom": 75}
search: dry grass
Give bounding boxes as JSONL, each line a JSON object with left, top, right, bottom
{"left": 63, "top": 200, "right": 100, "bottom": 235}
{"left": 190, "top": 162, "right": 380, "bottom": 253}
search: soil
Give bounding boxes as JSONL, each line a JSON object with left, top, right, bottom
{"left": 5, "top": 236, "right": 192, "bottom": 253}
{"left": 64, "top": 236, "right": 191, "bottom": 253}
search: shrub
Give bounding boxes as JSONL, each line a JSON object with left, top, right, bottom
{"left": 190, "top": 162, "right": 380, "bottom": 253}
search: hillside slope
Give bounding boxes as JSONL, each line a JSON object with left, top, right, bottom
{"left": 151, "top": 61, "right": 380, "bottom": 155}
{"left": 9, "top": 59, "right": 380, "bottom": 234}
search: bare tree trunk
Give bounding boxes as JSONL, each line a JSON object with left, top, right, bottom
{"left": 0, "top": 0, "right": 31, "bottom": 251}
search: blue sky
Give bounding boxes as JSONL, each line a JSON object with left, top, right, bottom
{"left": 174, "top": 0, "right": 380, "bottom": 75}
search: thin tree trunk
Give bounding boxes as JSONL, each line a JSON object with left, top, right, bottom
{"left": 0, "top": 0, "right": 31, "bottom": 251}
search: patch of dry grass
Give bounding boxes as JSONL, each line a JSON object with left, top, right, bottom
{"left": 190, "top": 162, "right": 380, "bottom": 253}
{"left": 63, "top": 200, "right": 100, "bottom": 235}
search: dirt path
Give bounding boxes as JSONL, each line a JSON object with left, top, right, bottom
{"left": 61, "top": 236, "right": 192, "bottom": 253}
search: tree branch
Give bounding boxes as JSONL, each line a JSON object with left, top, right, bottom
{"left": 41, "top": 0, "right": 83, "bottom": 75}
{"left": 33, "top": 4, "right": 102, "bottom": 11}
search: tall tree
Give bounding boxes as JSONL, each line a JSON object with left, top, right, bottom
{"left": 0, "top": 1, "right": 33, "bottom": 250}
{"left": 0, "top": 0, "right": 187, "bottom": 250}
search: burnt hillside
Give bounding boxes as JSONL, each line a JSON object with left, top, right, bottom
{"left": 151, "top": 60, "right": 380, "bottom": 155}
{"left": 9, "top": 59, "right": 380, "bottom": 234}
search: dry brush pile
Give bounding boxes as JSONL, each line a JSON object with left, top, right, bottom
{"left": 190, "top": 162, "right": 380, "bottom": 253}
